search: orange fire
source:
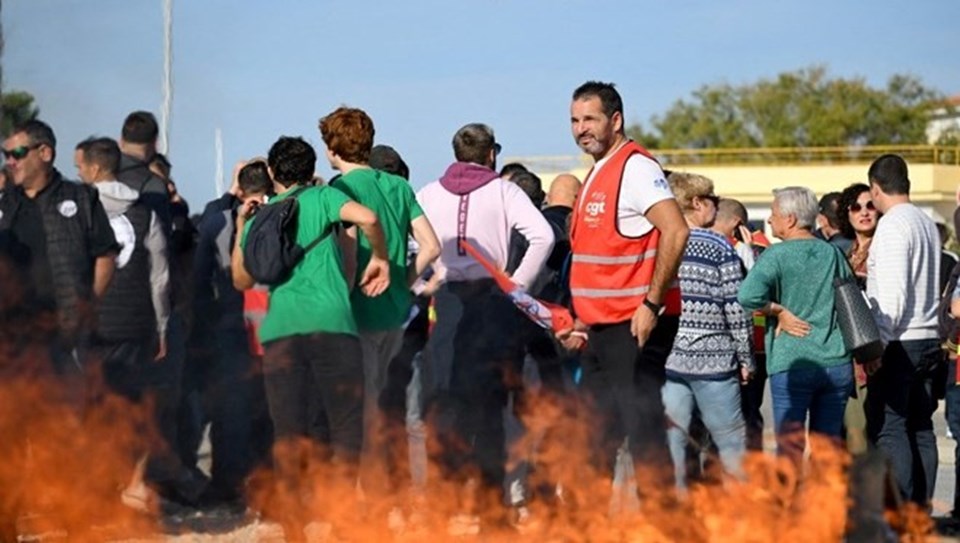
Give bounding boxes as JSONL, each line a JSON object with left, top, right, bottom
{"left": 0, "top": 364, "right": 937, "bottom": 542}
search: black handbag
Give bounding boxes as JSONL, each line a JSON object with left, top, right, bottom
{"left": 834, "top": 276, "right": 884, "bottom": 362}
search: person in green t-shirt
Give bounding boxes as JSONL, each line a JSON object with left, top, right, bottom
{"left": 738, "top": 186, "right": 854, "bottom": 464}
{"left": 230, "top": 136, "right": 390, "bottom": 535}
{"left": 319, "top": 107, "right": 441, "bottom": 493}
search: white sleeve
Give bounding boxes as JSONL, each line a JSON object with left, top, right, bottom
{"left": 866, "top": 218, "right": 909, "bottom": 342}
{"left": 618, "top": 155, "right": 675, "bottom": 216}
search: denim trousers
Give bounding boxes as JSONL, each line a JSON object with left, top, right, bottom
{"left": 945, "top": 358, "right": 960, "bottom": 512}
{"left": 662, "top": 375, "right": 746, "bottom": 489}
{"left": 769, "top": 363, "right": 853, "bottom": 461}
{"left": 866, "top": 339, "right": 941, "bottom": 505}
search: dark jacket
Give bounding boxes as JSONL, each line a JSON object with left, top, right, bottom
{"left": 0, "top": 172, "right": 119, "bottom": 344}
{"left": 506, "top": 205, "right": 572, "bottom": 305}
{"left": 192, "top": 193, "right": 245, "bottom": 337}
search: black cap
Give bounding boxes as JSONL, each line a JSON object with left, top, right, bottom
{"left": 369, "top": 144, "right": 409, "bottom": 180}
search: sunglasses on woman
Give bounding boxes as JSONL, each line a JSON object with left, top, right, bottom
{"left": 849, "top": 201, "right": 876, "bottom": 213}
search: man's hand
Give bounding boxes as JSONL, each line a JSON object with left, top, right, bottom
{"left": 740, "top": 365, "right": 753, "bottom": 384}
{"left": 556, "top": 319, "right": 588, "bottom": 351}
{"left": 630, "top": 303, "right": 658, "bottom": 347}
{"left": 235, "top": 197, "right": 260, "bottom": 230}
{"left": 154, "top": 335, "right": 168, "bottom": 362}
{"left": 359, "top": 256, "right": 390, "bottom": 297}
{"left": 737, "top": 225, "right": 753, "bottom": 246}
{"left": 774, "top": 308, "right": 811, "bottom": 338}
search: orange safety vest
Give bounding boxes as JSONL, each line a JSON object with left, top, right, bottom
{"left": 569, "top": 141, "right": 681, "bottom": 325}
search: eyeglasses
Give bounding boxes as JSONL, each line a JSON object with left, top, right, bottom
{"left": 493, "top": 143, "right": 502, "bottom": 156}
{"left": 849, "top": 201, "right": 876, "bottom": 213}
{"left": 701, "top": 194, "right": 720, "bottom": 206}
{"left": 2, "top": 143, "right": 43, "bottom": 160}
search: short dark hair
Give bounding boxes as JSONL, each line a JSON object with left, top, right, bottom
{"left": 868, "top": 154, "right": 910, "bottom": 196}
{"left": 499, "top": 162, "right": 528, "bottom": 180}
{"left": 572, "top": 81, "right": 623, "bottom": 119}
{"left": 510, "top": 171, "right": 544, "bottom": 208}
{"left": 238, "top": 160, "right": 272, "bottom": 195}
{"left": 318, "top": 107, "right": 375, "bottom": 164}
{"left": 452, "top": 123, "right": 496, "bottom": 165}
{"left": 121, "top": 111, "right": 159, "bottom": 145}
{"left": 817, "top": 192, "right": 843, "bottom": 230}
{"left": 15, "top": 119, "right": 57, "bottom": 157}
{"left": 267, "top": 136, "right": 316, "bottom": 187}
{"left": 369, "top": 145, "right": 409, "bottom": 180}
{"left": 75, "top": 137, "right": 121, "bottom": 175}
{"left": 837, "top": 183, "right": 873, "bottom": 239}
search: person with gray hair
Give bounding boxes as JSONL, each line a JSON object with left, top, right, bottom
{"left": 738, "top": 186, "right": 855, "bottom": 463}
{"left": 416, "top": 122, "right": 553, "bottom": 532}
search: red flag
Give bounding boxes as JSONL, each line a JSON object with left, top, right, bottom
{"left": 458, "top": 240, "right": 574, "bottom": 333}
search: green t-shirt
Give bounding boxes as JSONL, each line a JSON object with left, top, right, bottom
{"left": 241, "top": 185, "right": 357, "bottom": 342}
{"left": 737, "top": 238, "right": 853, "bottom": 375}
{"left": 332, "top": 168, "right": 424, "bottom": 331}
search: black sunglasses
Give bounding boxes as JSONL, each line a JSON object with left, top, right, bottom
{"left": 702, "top": 194, "right": 720, "bottom": 206}
{"left": 849, "top": 201, "right": 876, "bottom": 213}
{"left": 2, "top": 143, "right": 43, "bottom": 160}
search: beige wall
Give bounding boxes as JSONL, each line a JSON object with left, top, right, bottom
{"left": 537, "top": 162, "right": 960, "bottom": 225}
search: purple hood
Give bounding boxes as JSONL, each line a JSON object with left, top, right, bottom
{"left": 438, "top": 162, "right": 500, "bottom": 195}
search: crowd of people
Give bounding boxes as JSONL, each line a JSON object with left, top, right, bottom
{"left": 1, "top": 80, "right": 959, "bottom": 540}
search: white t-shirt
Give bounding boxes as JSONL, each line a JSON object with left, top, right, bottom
{"left": 579, "top": 151, "right": 674, "bottom": 237}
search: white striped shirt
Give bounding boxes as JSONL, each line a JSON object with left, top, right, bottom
{"left": 866, "top": 203, "right": 941, "bottom": 342}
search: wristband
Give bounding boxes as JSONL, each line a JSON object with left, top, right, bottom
{"left": 642, "top": 298, "right": 664, "bottom": 317}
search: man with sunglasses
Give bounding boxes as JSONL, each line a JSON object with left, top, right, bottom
{"left": 0, "top": 120, "right": 119, "bottom": 407}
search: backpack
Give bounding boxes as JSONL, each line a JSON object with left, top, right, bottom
{"left": 242, "top": 186, "right": 327, "bottom": 285}
{"left": 937, "top": 259, "right": 960, "bottom": 347}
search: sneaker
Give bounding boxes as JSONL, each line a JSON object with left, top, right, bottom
{"left": 120, "top": 482, "right": 158, "bottom": 513}
{"left": 510, "top": 505, "right": 542, "bottom": 534}
{"left": 447, "top": 513, "right": 480, "bottom": 537}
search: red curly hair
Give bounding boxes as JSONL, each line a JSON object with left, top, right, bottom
{"left": 319, "top": 107, "right": 375, "bottom": 164}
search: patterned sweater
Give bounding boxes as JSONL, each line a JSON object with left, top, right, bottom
{"left": 666, "top": 228, "right": 754, "bottom": 379}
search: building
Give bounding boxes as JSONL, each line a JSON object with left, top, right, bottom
{"left": 510, "top": 144, "right": 960, "bottom": 236}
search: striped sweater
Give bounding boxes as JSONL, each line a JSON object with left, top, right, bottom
{"left": 866, "top": 202, "right": 940, "bottom": 342}
{"left": 666, "top": 228, "right": 754, "bottom": 379}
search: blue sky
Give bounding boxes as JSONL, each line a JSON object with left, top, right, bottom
{"left": 5, "top": 0, "right": 959, "bottom": 209}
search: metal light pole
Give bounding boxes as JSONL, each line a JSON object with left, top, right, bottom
{"left": 159, "top": 0, "right": 173, "bottom": 154}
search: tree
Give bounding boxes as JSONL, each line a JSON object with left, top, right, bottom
{"left": 0, "top": 0, "right": 41, "bottom": 137}
{"left": 631, "top": 66, "right": 947, "bottom": 149}
{"left": 0, "top": 91, "right": 37, "bottom": 136}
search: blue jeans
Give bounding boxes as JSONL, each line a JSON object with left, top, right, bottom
{"left": 662, "top": 375, "right": 746, "bottom": 489}
{"left": 867, "top": 339, "right": 941, "bottom": 505}
{"left": 769, "top": 364, "right": 853, "bottom": 460}
{"left": 945, "top": 359, "right": 960, "bottom": 512}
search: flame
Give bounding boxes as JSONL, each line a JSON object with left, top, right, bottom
{"left": 0, "top": 345, "right": 936, "bottom": 541}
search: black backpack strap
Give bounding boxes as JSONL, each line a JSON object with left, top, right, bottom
{"left": 291, "top": 184, "right": 327, "bottom": 255}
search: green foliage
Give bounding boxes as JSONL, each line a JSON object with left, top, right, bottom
{"left": 0, "top": 91, "right": 39, "bottom": 137}
{"left": 633, "top": 66, "right": 945, "bottom": 149}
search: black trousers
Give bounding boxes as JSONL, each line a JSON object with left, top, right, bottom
{"left": 426, "top": 280, "right": 523, "bottom": 492}
{"left": 580, "top": 317, "right": 678, "bottom": 482}
{"left": 94, "top": 337, "right": 185, "bottom": 487}
{"left": 262, "top": 332, "right": 364, "bottom": 481}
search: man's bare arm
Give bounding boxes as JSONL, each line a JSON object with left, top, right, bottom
{"left": 408, "top": 215, "right": 441, "bottom": 287}
{"left": 644, "top": 199, "right": 689, "bottom": 305}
